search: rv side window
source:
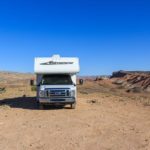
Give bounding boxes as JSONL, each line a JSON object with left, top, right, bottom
{"left": 41, "top": 74, "right": 73, "bottom": 85}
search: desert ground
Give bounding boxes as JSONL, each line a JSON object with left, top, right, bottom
{"left": 0, "top": 72, "right": 150, "bottom": 150}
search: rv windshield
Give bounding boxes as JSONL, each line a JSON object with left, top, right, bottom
{"left": 41, "top": 74, "right": 73, "bottom": 85}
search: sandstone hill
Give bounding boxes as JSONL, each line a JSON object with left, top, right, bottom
{"left": 111, "top": 71, "right": 150, "bottom": 93}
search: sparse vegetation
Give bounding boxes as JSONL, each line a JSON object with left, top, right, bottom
{"left": 0, "top": 87, "right": 6, "bottom": 94}
{"left": 31, "top": 86, "right": 37, "bottom": 91}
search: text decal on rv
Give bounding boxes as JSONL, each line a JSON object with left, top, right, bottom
{"left": 41, "top": 61, "right": 74, "bottom": 65}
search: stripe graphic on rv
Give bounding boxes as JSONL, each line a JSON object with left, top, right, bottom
{"left": 40, "top": 61, "right": 74, "bottom": 65}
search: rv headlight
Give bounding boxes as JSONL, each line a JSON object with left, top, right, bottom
{"left": 70, "top": 90, "right": 75, "bottom": 97}
{"left": 39, "top": 90, "right": 45, "bottom": 97}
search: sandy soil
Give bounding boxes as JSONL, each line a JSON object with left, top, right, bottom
{"left": 0, "top": 82, "right": 150, "bottom": 150}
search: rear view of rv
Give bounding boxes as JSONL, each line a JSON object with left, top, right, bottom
{"left": 34, "top": 55, "right": 80, "bottom": 109}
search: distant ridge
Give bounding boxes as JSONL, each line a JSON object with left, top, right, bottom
{"left": 111, "top": 70, "right": 150, "bottom": 78}
{"left": 0, "top": 70, "right": 33, "bottom": 75}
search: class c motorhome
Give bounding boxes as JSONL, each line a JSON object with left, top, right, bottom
{"left": 34, "top": 55, "right": 80, "bottom": 109}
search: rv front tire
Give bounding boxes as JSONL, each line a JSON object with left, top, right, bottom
{"left": 39, "top": 104, "right": 44, "bottom": 110}
{"left": 71, "top": 103, "right": 76, "bottom": 109}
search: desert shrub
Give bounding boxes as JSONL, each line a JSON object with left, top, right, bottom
{"left": 0, "top": 88, "right": 6, "bottom": 94}
{"left": 31, "top": 86, "right": 37, "bottom": 91}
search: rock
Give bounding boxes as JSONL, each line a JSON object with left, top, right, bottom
{"left": 127, "top": 87, "right": 142, "bottom": 93}
{"left": 111, "top": 71, "right": 128, "bottom": 78}
{"left": 111, "top": 70, "right": 150, "bottom": 93}
{"left": 145, "top": 86, "right": 150, "bottom": 92}
{"left": 87, "top": 99, "right": 98, "bottom": 104}
{"left": 113, "top": 80, "right": 125, "bottom": 85}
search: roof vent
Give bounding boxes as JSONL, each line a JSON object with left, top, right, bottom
{"left": 52, "top": 54, "right": 61, "bottom": 61}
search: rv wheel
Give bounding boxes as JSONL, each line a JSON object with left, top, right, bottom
{"left": 39, "top": 104, "right": 44, "bottom": 110}
{"left": 71, "top": 103, "right": 76, "bottom": 109}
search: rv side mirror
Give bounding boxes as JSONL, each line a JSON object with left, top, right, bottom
{"left": 79, "top": 79, "right": 84, "bottom": 85}
{"left": 30, "top": 79, "right": 35, "bottom": 86}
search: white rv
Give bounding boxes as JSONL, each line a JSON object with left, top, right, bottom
{"left": 34, "top": 55, "right": 80, "bottom": 109}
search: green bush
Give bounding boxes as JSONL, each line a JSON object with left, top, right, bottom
{"left": 31, "top": 86, "right": 37, "bottom": 91}
{"left": 0, "top": 88, "right": 6, "bottom": 94}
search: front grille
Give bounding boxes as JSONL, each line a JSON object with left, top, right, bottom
{"left": 46, "top": 88, "right": 70, "bottom": 97}
{"left": 51, "top": 99, "right": 65, "bottom": 101}
{"left": 50, "top": 89, "right": 66, "bottom": 97}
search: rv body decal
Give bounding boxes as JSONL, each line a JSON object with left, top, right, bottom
{"left": 41, "top": 61, "right": 74, "bottom": 65}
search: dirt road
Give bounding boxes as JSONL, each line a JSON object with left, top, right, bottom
{"left": 0, "top": 84, "right": 150, "bottom": 150}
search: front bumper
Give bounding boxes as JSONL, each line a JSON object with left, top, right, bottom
{"left": 38, "top": 97, "right": 76, "bottom": 104}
